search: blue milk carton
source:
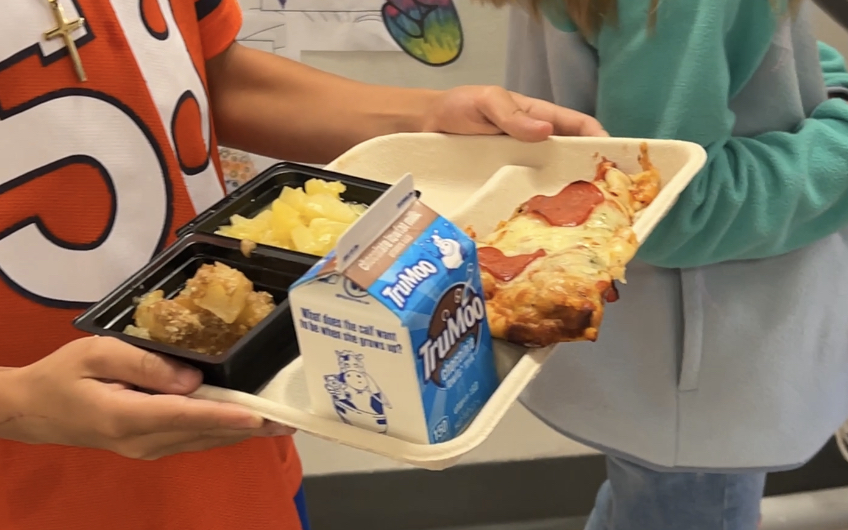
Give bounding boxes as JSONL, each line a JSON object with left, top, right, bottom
{"left": 288, "top": 174, "right": 499, "bottom": 444}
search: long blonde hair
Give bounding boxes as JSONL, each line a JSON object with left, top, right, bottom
{"left": 480, "top": 0, "right": 803, "bottom": 36}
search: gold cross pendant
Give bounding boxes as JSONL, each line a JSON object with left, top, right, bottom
{"left": 44, "top": 0, "right": 87, "bottom": 82}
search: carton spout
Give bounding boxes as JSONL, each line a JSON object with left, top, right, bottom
{"left": 334, "top": 173, "right": 417, "bottom": 273}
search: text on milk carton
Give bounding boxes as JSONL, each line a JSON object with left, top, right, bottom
{"left": 416, "top": 282, "right": 487, "bottom": 388}
{"left": 356, "top": 207, "right": 426, "bottom": 273}
{"left": 297, "top": 308, "right": 403, "bottom": 354}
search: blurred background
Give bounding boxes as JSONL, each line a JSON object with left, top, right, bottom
{"left": 225, "top": 2, "right": 848, "bottom": 529}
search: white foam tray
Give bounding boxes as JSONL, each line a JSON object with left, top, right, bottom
{"left": 192, "top": 133, "right": 707, "bottom": 470}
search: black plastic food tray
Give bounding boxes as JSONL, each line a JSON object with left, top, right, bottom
{"left": 175, "top": 162, "right": 394, "bottom": 257}
{"left": 73, "top": 233, "right": 315, "bottom": 394}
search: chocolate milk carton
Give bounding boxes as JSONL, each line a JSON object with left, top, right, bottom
{"left": 289, "top": 174, "right": 499, "bottom": 444}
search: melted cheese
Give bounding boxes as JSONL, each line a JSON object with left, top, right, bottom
{"left": 482, "top": 202, "right": 626, "bottom": 252}
{"left": 604, "top": 169, "right": 634, "bottom": 210}
{"left": 480, "top": 200, "right": 636, "bottom": 282}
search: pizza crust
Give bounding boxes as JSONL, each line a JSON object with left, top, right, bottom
{"left": 480, "top": 231, "right": 633, "bottom": 346}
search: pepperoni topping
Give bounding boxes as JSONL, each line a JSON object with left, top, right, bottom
{"left": 522, "top": 180, "right": 605, "bottom": 227}
{"left": 478, "top": 247, "right": 546, "bottom": 282}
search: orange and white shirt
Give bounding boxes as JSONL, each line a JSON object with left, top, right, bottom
{"left": 0, "top": 1, "right": 304, "bottom": 528}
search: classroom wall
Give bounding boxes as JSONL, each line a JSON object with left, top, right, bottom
{"left": 273, "top": 0, "right": 848, "bottom": 476}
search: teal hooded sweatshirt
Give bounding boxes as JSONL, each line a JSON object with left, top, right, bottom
{"left": 506, "top": 0, "right": 848, "bottom": 471}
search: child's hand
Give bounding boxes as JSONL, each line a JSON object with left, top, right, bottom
{"left": 423, "top": 85, "right": 608, "bottom": 141}
{"left": 0, "top": 337, "right": 292, "bottom": 460}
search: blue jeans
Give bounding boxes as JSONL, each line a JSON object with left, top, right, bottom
{"left": 294, "top": 485, "right": 311, "bottom": 530}
{"left": 586, "top": 456, "right": 767, "bottom": 530}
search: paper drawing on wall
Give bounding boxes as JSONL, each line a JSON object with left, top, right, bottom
{"left": 235, "top": 0, "right": 463, "bottom": 66}
{"left": 325, "top": 350, "right": 392, "bottom": 434}
{"left": 235, "top": 0, "right": 399, "bottom": 60}
{"left": 381, "top": 0, "right": 463, "bottom": 66}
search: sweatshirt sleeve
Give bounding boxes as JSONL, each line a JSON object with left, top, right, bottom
{"left": 553, "top": 0, "right": 848, "bottom": 269}
{"left": 820, "top": 41, "right": 848, "bottom": 96}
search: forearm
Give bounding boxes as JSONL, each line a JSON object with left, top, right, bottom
{"left": 0, "top": 367, "right": 24, "bottom": 439}
{"left": 820, "top": 41, "right": 848, "bottom": 94}
{"left": 637, "top": 98, "right": 848, "bottom": 268}
{"left": 576, "top": 2, "right": 848, "bottom": 268}
{"left": 636, "top": 44, "right": 848, "bottom": 269}
{"left": 207, "top": 44, "right": 439, "bottom": 164}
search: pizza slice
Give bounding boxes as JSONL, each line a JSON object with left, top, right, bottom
{"left": 471, "top": 143, "right": 661, "bottom": 347}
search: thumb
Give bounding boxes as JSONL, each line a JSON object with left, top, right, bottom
{"left": 511, "top": 93, "right": 608, "bottom": 138}
{"left": 476, "top": 87, "right": 554, "bottom": 142}
{"left": 502, "top": 111, "right": 555, "bottom": 142}
{"left": 82, "top": 337, "right": 203, "bottom": 394}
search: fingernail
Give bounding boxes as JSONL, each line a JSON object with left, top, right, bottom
{"left": 175, "top": 368, "right": 201, "bottom": 390}
{"left": 234, "top": 415, "right": 265, "bottom": 429}
{"left": 260, "top": 423, "right": 294, "bottom": 437}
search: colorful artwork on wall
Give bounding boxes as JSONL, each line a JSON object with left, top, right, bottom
{"left": 381, "top": 0, "right": 463, "bottom": 66}
{"left": 237, "top": 0, "right": 463, "bottom": 66}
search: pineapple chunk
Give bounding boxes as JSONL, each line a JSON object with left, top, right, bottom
{"left": 291, "top": 225, "right": 324, "bottom": 255}
{"left": 270, "top": 199, "right": 303, "bottom": 245}
{"left": 305, "top": 178, "right": 346, "bottom": 198}
{"left": 214, "top": 179, "right": 369, "bottom": 257}
{"left": 217, "top": 214, "right": 263, "bottom": 241}
{"left": 310, "top": 218, "right": 349, "bottom": 253}
{"left": 252, "top": 209, "right": 274, "bottom": 225}
{"left": 278, "top": 186, "right": 309, "bottom": 213}
{"left": 300, "top": 193, "right": 358, "bottom": 223}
